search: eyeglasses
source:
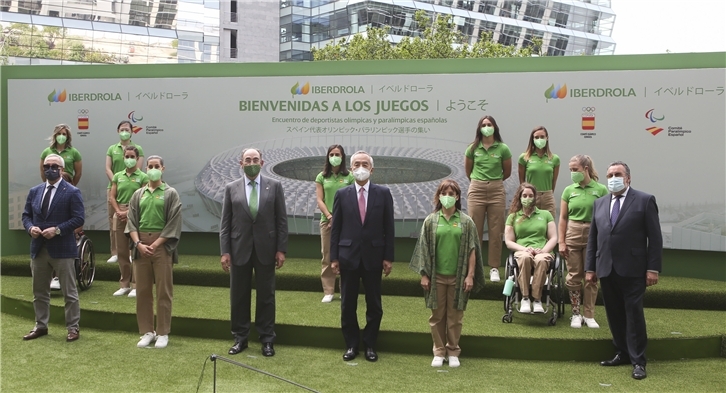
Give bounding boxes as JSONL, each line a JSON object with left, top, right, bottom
{"left": 43, "top": 164, "right": 61, "bottom": 170}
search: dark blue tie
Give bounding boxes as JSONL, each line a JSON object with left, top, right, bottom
{"left": 41, "top": 185, "right": 54, "bottom": 217}
{"left": 611, "top": 195, "right": 622, "bottom": 226}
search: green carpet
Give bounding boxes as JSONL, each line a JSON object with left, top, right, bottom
{"left": 2, "top": 254, "right": 724, "bottom": 310}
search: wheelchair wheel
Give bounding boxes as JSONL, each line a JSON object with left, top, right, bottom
{"left": 551, "top": 257, "right": 567, "bottom": 318}
{"left": 547, "top": 316, "right": 557, "bottom": 326}
{"left": 502, "top": 314, "right": 512, "bottom": 323}
{"left": 76, "top": 235, "right": 96, "bottom": 291}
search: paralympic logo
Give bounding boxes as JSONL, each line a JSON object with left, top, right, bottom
{"left": 544, "top": 83, "right": 567, "bottom": 102}
{"left": 128, "top": 111, "right": 144, "bottom": 134}
{"left": 645, "top": 108, "right": 665, "bottom": 123}
{"left": 290, "top": 82, "right": 310, "bottom": 97}
{"left": 47, "top": 89, "right": 67, "bottom": 105}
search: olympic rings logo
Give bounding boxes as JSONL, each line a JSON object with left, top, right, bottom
{"left": 582, "top": 107, "right": 595, "bottom": 112}
{"left": 78, "top": 109, "right": 89, "bottom": 115}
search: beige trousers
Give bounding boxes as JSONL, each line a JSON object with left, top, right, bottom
{"left": 107, "top": 189, "right": 117, "bottom": 255}
{"left": 536, "top": 190, "right": 556, "bottom": 221}
{"left": 467, "top": 179, "right": 505, "bottom": 268}
{"left": 565, "top": 221, "right": 598, "bottom": 318}
{"left": 429, "top": 274, "right": 464, "bottom": 358}
{"left": 319, "top": 221, "right": 338, "bottom": 295}
{"left": 136, "top": 232, "right": 173, "bottom": 336}
{"left": 113, "top": 204, "right": 134, "bottom": 289}
{"left": 514, "top": 251, "right": 552, "bottom": 300}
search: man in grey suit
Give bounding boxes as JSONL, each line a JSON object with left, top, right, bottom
{"left": 220, "top": 148, "right": 288, "bottom": 357}
{"left": 586, "top": 161, "right": 662, "bottom": 380}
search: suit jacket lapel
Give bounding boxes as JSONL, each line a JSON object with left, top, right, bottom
{"left": 350, "top": 186, "right": 363, "bottom": 226}
{"left": 46, "top": 181, "right": 66, "bottom": 218}
{"left": 240, "top": 178, "right": 252, "bottom": 219}
{"left": 364, "top": 184, "right": 376, "bottom": 225}
{"left": 258, "top": 177, "right": 270, "bottom": 216}
{"left": 611, "top": 189, "right": 634, "bottom": 230}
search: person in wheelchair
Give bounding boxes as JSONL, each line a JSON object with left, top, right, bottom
{"left": 504, "top": 183, "right": 558, "bottom": 314}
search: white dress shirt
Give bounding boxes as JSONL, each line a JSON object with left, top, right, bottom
{"left": 354, "top": 181, "right": 369, "bottom": 210}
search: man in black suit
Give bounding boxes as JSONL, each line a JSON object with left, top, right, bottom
{"left": 586, "top": 161, "right": 662, "bottom": 380}
{"left": 220, "top": 148, "right": 288, "bottom": 357}
{"left": 331, "top": 150, "right": 395, "bottom": 362}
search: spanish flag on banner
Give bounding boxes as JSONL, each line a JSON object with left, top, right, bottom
{"left": 646, "top": 127, "right": 663, "bottom": 136}
{"left": 581, "top": 115, "right": 595, "bottom": 130}
{"left": 78, "top": 116, "right": 89, "bottom": 130}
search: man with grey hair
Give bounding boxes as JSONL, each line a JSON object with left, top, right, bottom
{"left": 586, "top": 161, "right": 662, "bottom": 380}
{"left": 22, "top": 153, "right": 85, "bottom": 342}
{"left": 331, "top": 150, "right": 395, "bottom": 362}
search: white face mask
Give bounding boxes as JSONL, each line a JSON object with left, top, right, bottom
{"left": 352, "top": 167, "right": 371, "bottom": 182}
{"left": 607, "top": 176, "right": 626, "bottom": 193}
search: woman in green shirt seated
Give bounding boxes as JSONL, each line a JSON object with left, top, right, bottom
{"left": 504, "top": 183, "right": 557, "bottom": 314}
{"left": 40, "top": 124, "right": 82, "bottom": 185}
{"left": 518, "top": 126, "right": 560, "bottom": 219}
{"left": 558, "top": 155, "right": 608, "bottom": 329}
{"left": 315, "top": 144, "right": 355, "bottom": 303}
{"left": 409, "top": 179, "right": 486, "bottom": 368}
{"left": 109, "top": 146, "right": 148, "bottom": 298}
{"left": 126, "top": 155, "right": 182, "bottom": 349}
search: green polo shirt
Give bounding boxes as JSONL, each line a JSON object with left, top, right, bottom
{"left": 435, "top": 210, "right": 462, "bottom": 275}
{"left": 506, "top": 207, "right": 553, "bottom": 249}
{"left": 561, "top": 180, "right": 609, "bottom": 222}
{"left": 315, "top": 171, "right": 355, "bottom": 222}
{"left": 465, "top": 141, "right": 512, "bottom": 181}
{"left": 41, "top": 146, "right": 82, "bottom": 177}
{"left": 138, "top": 183, "right": 167, "bottom": 232}
{"left": 518, "top": 152, "right": 560, "bottom": 192}
{"left": 112, "top": 169, "right": 149, "bottom": 204}
{"left": 107, "top": 142, "right": 144, "bottom": 188}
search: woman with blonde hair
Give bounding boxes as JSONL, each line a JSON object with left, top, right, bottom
{"left": 410, "top": 179, "right": 485, "bottom": 368}
{"left": 40, "top": 124, "right": 82, "bottom": 185}
{"left": 558, "top": 155, "right": 608, "bottom": 328}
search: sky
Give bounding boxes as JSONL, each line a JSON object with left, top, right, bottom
{"left": 610, "top": 0, "right": 726, "bottom": 55}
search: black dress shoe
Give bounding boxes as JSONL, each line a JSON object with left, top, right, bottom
{"left": 66, "top": 329, "right": 80, "bottom": 342}
{"left": 632, "top": 364, "right": 647, "bottom": 380}
{"left": 23, "top": 328, "right": 48, "bottom": 340}
{"left": 365, "top": 347, "right": 378, "bottom": 362}
{"left": 262, "top": 342, "right": 275, "bottom": 357}
{"left": 600, "top": 353, "right": 630, "bottom": 366}
{"left": 342, "top": 348, "right": 358, "bottom": 361}
{"left": 228, "top": 340, "right": 248, "bottom": 355}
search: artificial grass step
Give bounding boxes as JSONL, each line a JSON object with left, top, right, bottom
{"left": 2, "top": 254, "right": 724, "bottom": 311}
{"left": 3, "top": 276, "right": 724, "bottom": 361}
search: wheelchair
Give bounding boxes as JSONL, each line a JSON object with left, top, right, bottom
{"left": 75, "top": 231, "right": 96, "bottom": 291}
{"left": 502, "top": 251, "right": 566, "bottom": 326}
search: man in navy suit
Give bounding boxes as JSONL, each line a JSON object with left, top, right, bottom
{"left": 586, "top": 161, "right": 662, "bottom": 380}
{"left": 331, "top": 150, "right": 395, "bottom": 362}
{"left": 22, "top": 154, "right": 85, "bottom": 342}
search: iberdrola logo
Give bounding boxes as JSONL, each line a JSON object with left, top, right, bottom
{"left": 544, "top": 84, "right": 567, "bottom": 102}
{"left": 290, "top": 82, "right": 310, "bottom": 97}
{"left": 47, "top": 89, "right": 67, "bottom": 105}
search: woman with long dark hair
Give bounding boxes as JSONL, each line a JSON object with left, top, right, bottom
{"left": 518, "top": 126, "right": 560, "bottom": 219}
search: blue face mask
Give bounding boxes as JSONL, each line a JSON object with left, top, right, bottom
{"left": 607, "top": 176, "right": 625, "bottom": 193}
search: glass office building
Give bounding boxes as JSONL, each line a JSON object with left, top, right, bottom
{"left": 279, "top": 0, "right": 616, "bottom": 61}
{"left": 0, "top": 0, "right": 221, "bottom": 64}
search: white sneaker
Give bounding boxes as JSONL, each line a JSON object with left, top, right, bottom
{"left": 321, "top": 294, "right": 334, "bottom": 303}
{"left": 50, "top": 277, "right": 61, "bottom": 290}
{"left": 533, "top": 300, "right": 545, "bottom": 314}
{"left": 137, "top": 332, "right": 156, "bottom": 348}
{"left": 431, "top": 356, "right": 445, "bottom": 367}
{"left": 519, "top": 298, "right": 532, "bottom": 313}
{"left": 155, "top": 335, "right": 169, "bottom": 348}
{"left": 570, "top": 314, "right": 583, "bottom": 328}
{"left": 128, "top": 289, "right": 137, "bottom": 298}
{"left": 113, "top": 288, "right": 131, "bottom": 296}
{"left": 107, "top": 255, "right": 118, "bottom": 263}
{"left": 448, "top": 356, "right": 460, "bottom": 368}
{"left": 489, "top": 268, "right": 501, "bottom": 282}
{"left": 583, "top": 317, "right": 600, "bottom": 328}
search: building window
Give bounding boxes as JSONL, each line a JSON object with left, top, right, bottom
{"left": 547, "top": 33, "right": 568, "bottom": 56}
{"left": 456, "top": 0, "right": 474, "bottom": 11}
{"left": 478, "top": 1, "right": 496, "bottom": 15}
{"left": 498, "top": 25, "right": 521, "bottom": 46}
{"left": 523, "top": 0, "right": 546, "bottom": 24}
{"left": 499, "top": 1, "right": 522, "bottom": 19}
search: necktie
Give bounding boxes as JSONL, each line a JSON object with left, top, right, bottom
{"left": 611, "top": 195, "right": 622, "bottom": 226}
{"left": 358, "top": 187, "right": 366, "bottom": 224}
{"left": 41, "top": 185, "right": 54, "bottom": 216}
{"left": 249, "top": 181, "right": 258, "bottom": 220}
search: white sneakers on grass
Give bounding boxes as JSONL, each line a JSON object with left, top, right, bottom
{"left": 489, "top": 268, "right": 500, "bottom": 282}
{"left": 532, "top": 300, "right": 545, "bottom": 314}
{"left": 128, "top": 289, "right": 137, "bottom": 298}
{"left": 431, "top": 356, "right": 445, "bottom": 367}
{"left": 321, "top": 294, "right": 334, "bottom": 303}
{"left": 583, "top": 317, "right": 600, "bottom": 328}
{"left": 447, "top": 356, "right": 460, "bottom": 368}
{"left": 571, "top": 315, "right": 599, "bottom": 328}
{"left": 431, "top": 356, "right": 460, "bottom": 367}
{"left": 570, "top": 314, "right": 583, "bottom": 328}
{"left": 137, "top": 332, "right": 156, "bottom": 348}
{"left": 113, "top": 288, "right": 131, "bottom": 296}
{"left": 50, "top": 277, "right": 61, "bottom": 290}
{"left": 155, "top": 335, "right": 169, "bottom": 348}
{"left": 107, "top": 255, "right": 118, "bottom": 263}
{"left": 519, "top": 298, "right": 532, "bottom": 313}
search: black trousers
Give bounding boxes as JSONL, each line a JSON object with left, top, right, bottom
{"left": 340, "top": 261, "right": 383, "bottom": 349}
{"left": 600, "top": 270, "right": 648, "bottom": 365}
{"left": 230, "top": 248, "right": 276, "bottom": 343}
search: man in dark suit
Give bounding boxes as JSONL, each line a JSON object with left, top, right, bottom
{"left": 21, "top": 154, "right": 85, "bottom": 342}
{"left": 586, "top": 161, "right": 662, "bottom": 380}
{"left": 331, "top": 150, "right": 395, "bottom": 362}
{"left": 220, "top": 148, "right": 288, "bottom": 357}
